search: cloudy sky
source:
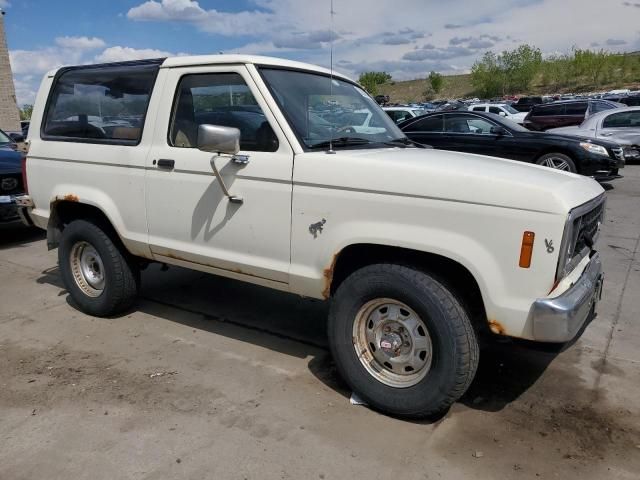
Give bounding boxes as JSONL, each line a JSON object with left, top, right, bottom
{"left": 4, "top": 0, "right": 640, "bottom": 105}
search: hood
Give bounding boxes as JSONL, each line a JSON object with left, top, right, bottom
{"left": 509, "top": 112, "right": 528, "bottom": 122}
{"left": 295, "top": 147, "right": 604, "bottom": 215}
{"left": 547, "top": 126, "right": 582, "bottom": 135}
{"left": 0, "top": 147, "right": 22, "bottom": 174}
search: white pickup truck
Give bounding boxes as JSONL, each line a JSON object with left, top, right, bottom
{"left": 18, "top": 55, "right": 605, "bottom": 418}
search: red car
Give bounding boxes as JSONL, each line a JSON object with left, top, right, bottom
{"left": 523, "top": 99, "right": 623, "bottom": 131}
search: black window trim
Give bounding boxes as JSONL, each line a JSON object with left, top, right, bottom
{"left": 402, "top": 113, "right": 445, "bottom": 134}
{"left": 40, "top": 58, "right": 165, "bottom": 146}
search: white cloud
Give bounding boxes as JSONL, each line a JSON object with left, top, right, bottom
{"left": 94, "top": 46, "right": 174, "bottom": 63}
{"left": 55, "top": 36, "right": 106, "bottom": 50}
{"left": 0, "top": 1, "right": 10, "bottom": 9}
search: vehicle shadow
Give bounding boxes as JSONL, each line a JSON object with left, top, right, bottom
{"left": 0, "top": 225, "right": 45, "bottom": 250}
{"left": 36, "top": 262, "right": 563, "bottom": 422}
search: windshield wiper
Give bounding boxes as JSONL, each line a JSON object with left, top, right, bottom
{"left": 377, "top": 137, "right": 429, "bottom": 149}
{"left": 308, "top": 137, "right": 374, "bottom": 149}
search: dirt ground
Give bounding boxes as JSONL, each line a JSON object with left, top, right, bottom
{"left": 1, "top": 167, "right": 639, "bottom": 480}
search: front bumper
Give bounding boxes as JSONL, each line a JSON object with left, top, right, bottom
{"left": 0, "top": 194, "right": 33, "bottom": 225}
{"left": 529, "top": 252, "right": 603, "bottom": 343}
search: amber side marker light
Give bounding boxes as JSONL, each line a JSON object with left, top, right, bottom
{"left": 519, "top": 231, "right": 535, "bottom": 268}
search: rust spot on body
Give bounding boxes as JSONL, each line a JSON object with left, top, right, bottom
{"left": 322, "top": 253, "right": 338, "bottom": 300}
{"left": 62, "top": 194, "right": 79, "bottom": 202}
{"left": 488, "top": 319, "right": 506, "bottom": 336}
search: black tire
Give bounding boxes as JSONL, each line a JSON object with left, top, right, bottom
{"left": 328, "top": 264, "right": 479, "bottom": 418}
{"left": 536, "top": 153, "right": 577, "bottom": 173}
{"left": 59, "top": 219, "right": 139, "bottom": 317}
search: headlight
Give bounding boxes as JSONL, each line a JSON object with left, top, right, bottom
{"left": 579, "top": 142, "right": 609, "bottom": 157}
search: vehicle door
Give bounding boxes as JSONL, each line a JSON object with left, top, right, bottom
{"left": 401, "top": 114, "right": 444, "bottom": 147}
{"left": 561, "top": 102, "right": 588, "bottom": 128}
{"left": 145, "top": 65, "right": 294, "bottom": 283}
{"left": 437, "top": 113, "right": 499, "bottom": 156}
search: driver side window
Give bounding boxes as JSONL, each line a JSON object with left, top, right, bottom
{"left": 169, "top": 73, "right": 278, "bottom": 152}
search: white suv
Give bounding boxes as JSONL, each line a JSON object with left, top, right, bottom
{"left": 18, "top": 55, "right": 605, "bottom": 418}
{"left": 468, "top": 103, "right": 528, "bottom": 124}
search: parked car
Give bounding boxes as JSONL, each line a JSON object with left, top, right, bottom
{"left": 523, "top": 99, "right": 624, "bottom": 131}
{"left": 0, "top": 147, "right": 26, "bottom": 223}
{"left": 602, "top": 94, "right": 640, "bottom": 107}
{"left": 549, "top": 107, "right": 640, "bottom": 162}
{"left": 383, "top": 106, "right": 426, "bottom": 124}
{"left": 512, "top": 96, "right": 543, "bottom": 112}
{"left": 467, "top": 103, "right": 528, "bottom": 125}
{"left": 19, "top": 55, "right": 606, "bottom": 418}
{"left": 399, "top": 111, "right": 624, "bottom": 181}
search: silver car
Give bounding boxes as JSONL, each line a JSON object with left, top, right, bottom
{"left": 549, "top": 107, "right": 640, "bottom": 161}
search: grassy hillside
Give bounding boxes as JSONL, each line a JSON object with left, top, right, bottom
{"left": 378, "top": 74, "right": 474, "bottom": 104}
{"left": 379, "top": 72, "right": 640, "bottom": 104}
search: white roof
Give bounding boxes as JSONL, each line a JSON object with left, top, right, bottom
{"left": 160, "top": 55, "right": 354, "bottom": 82}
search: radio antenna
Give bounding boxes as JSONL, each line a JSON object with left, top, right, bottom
{"left": 327, "top": 0, "right": 336, "bottom": 154}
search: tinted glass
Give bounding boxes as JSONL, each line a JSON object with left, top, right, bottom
{"left": 602, "top": 111, "right": 640, "bottom": 128}
{"left": 404, "top": 114, "right": 443, "bottom": 132}
{"left": 534, "top": 104, "right": 564, "bottom": 116}
{"left": 170, "top": 73, "right": 278, "bottom": 152}
{"left": 445, "top": 114, "right": 496, "bottom": 134}
{"left": 488, "top": 107, "right": 502, "bottom": 115}
{"left": 472, "top": 106, "right": 486, "bottom": 112}
{"left": 43, "top": 64, "right": 159, "bottom": 143}
{"left": 565, "top": 102, "right": 588, "bottom": 115}
{"left": 260, "top": 68, "right": 403, "bottom": 149}
{"left": 621, "top": 96, "right": 640, "bottom": 107}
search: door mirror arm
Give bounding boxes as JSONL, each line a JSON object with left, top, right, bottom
{"left": 197, "top": 124, "right": 244, "bottom": 204}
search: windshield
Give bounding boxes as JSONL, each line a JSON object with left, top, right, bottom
{"left": 503, "top": 104, "right": 519, "bottom": 114}
{"left": 259, "top": 68, "right": 405, "bottom": 149}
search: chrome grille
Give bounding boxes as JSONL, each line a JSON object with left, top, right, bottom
{"left": 611, "top": 147, "right": 624, "bottom": 162}
{"left": 557, "top": 195, "right": 605, "bottom": 280}
{"left": 572, "top": 201, "right": 604, "bottom": 258}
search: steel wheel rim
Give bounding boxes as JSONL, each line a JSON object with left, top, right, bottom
{"left": 70, "top": 241, "right": 105, "bottom": 297}
{"left": 352, "top": 298, "right": 433, "bottom": 388}
{"left": 541, "top": 157, "right": 570, "bottom": 171}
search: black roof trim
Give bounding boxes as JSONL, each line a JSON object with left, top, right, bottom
{"left": 55, "top": 58, "right": 166, "bottom": 75}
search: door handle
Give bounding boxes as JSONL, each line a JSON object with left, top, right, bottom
{"left": 157, "top": 159, "right": 175, "bottom": 169}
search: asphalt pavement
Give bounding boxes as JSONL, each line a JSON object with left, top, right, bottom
{"left": 1, "top": 166, "right": 639, "bottom": 480}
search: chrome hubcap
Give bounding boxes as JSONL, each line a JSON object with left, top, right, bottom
{"left": 542, "top": 157, "right": 570, "bottom": 171}
{"left": 353, "top": 298, "right": 433, "bottom": 388}
{"left": 69, "top": 241, "right": 105, "bottom": 297}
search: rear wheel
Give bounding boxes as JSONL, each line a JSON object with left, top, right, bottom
{"left": 328, "top": 264, "right": 479, "bottom": 418}
{"left": 59, "top": 219, "right": 139, "bottom": 316}
{"left": 536, "top": 153, "right": 577, "bottom": 173}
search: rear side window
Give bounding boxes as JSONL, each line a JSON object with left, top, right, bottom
{"left": 565, "top": 102, "right": 588, "bottom": 115}
{"left": 472, "top": 106, "right": 485, "bottom": 112}
{"left": 42, "top": 62, "right": 160, "bottom": 145}
{"left": 533, "top": 104, "right": 564, "bottom": 116}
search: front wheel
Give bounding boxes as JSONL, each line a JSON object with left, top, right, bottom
{"left": 328, "top": 264, "right": 479, "bottom": 418}
{"left": 59, "top": 219, "right": 139, "bottom": 317}
{"left": 536, "top": 153, "right": 577, "bottom": 173}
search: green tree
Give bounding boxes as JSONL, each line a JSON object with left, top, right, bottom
{"left": 20, "top": 104, "right": 33, "bottom": 121}
{"left": 471, "top": 51, "right": 503, "bottom": 98}
{"left": 358, "top": 71, "right": 392, "bottom": 95}
{"left": 428, "top": 71, "right": 444, "bottom": 94}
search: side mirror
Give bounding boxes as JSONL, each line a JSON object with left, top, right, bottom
{"left": 197, "top": 124, "right": 240, "bottom": 155}
{"left": 499, "top": 112, "right": 507, "bottom": 117}
{"left": 490, "top": 126, "right": 507, "bottom": 136}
